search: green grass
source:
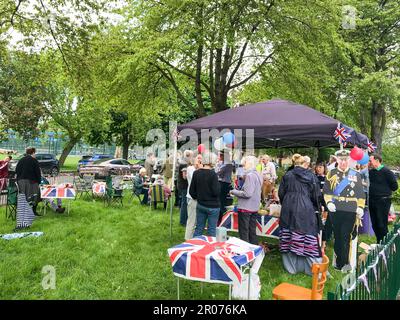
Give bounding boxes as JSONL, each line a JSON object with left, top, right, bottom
{"left": 1, "top": 193, "right": 381, "bottom": 300}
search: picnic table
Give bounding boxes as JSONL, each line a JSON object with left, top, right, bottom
{"left": 168, "top": 236, "right": 264, "bottom": 299}
{"left": 40, "top": 184, "right": 76, "bottom": 214}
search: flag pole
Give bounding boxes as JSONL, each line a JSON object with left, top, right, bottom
{"left": 170, "top": 134, "right": 178, "bottom": 238}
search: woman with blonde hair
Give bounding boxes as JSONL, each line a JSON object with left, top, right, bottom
{"left": 278, "top": 153, "right": 322, "bottom": 275}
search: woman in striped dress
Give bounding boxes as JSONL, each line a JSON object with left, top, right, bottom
{"left": 278, "top": 154, "right": 323, "bottom": 276}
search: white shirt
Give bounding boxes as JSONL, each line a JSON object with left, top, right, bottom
{"left": 186, "top": 165, "right": 195, "bottom": 199}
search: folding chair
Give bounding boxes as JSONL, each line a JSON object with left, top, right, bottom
{"left": 5, "top": 179, "right": 18, "bottom": 220}
{"left": 73, "top": 175, "right": 92, "bottom": 200}
{"left": 149, "top": 184, "right": 168, "bottom": 212}
{"left": 130, "top": 176, "right": 143, "bottom": 204}
{"left": 104, "top": 175, "right": 123, "bottom": 207}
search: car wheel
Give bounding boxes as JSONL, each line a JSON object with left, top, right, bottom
{"left": 51, "top": 167, "right": 59, "bottom": 177}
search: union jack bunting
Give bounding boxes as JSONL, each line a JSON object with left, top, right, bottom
{"left": 334, "top": 123, "right": 351, "bottom": 145}
{"left": 167, "top": 236, "right": 263, "bottom": 284}
{"left": 40, "top": 185, "right": 76, "bottom": 199}
{"left": 367, "top": 140, "right": 377, "bottom": 153}
{"left": 92, "top": 182, "right": 106, "bottom": 195}
{"left": 219, "top": 210, "right": 280, "bottom": 239}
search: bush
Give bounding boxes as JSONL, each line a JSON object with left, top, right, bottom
{"left": 392, "top": 183, "right": 400, "bottom": 205}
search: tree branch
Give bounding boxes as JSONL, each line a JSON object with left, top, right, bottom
{"left": 229, "top": 51, "right": 274, "bottom": 90}
{"left": 157, "top": 56, "right": 212, "bottom": 97}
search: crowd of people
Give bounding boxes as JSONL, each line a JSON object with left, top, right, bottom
{"left": 6, "top": 146, "right": 397, "bottom": 275}
{"left": 151, "top": 147, "right": 398, "bottom": 276}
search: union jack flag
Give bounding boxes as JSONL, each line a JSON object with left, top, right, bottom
{"left": 167, "top": 236, "right": 263, "bottom": 284}
{"left": 334, "top": 123, "right": 351, "bottom": 145}
{"left": 367, "top": 140, "right": 377, "bottom": 153}
{"left": 40, "top": 185, "right": 76, "bottom": 199}
{"left": 93, "top": 182, "right": 106, "bottom": 194}
{"left": 219, "top": 210, "right": 280, "bottom": 238}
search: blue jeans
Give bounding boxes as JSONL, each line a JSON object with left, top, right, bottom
{"left": 193, "top": 203, "right": 220, "bottom": 237}
{"left": 179, "top": 189, "right": 188, "bottom": 225}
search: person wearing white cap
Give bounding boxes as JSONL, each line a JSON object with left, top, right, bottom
{"left": 323, "top": 149, "right": 366, "bottom": 273}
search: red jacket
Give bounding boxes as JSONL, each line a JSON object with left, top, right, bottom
{"left": 0, "top": 161, "right": 9, "bottom": 179}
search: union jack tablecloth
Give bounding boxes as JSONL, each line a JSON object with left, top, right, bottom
{"left": 92, "top": 182, "right": 106, "bottom": 195}
{"left": 168, "top": 236, "right": 264, "bottom": 284}
{"left": 219, "top": 210, "right": 280, "bottom": 239}
{"left": 40, "top": 184, "right": 76, "bottom": 199}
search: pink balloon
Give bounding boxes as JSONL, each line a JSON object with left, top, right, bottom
{"left": 197, "top": 144, "right": 206, "bottom": 154}
{"left": 350, "top": 147, "right": 363, "bottom": 161}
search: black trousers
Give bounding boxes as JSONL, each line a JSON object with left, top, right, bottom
{"left": 369, "top": 197, "right": 391, "bottom": 243}
{"left": 322, "top": 212, "right": 333, "bottom": 242}
{"left": 330, "top": 210, "right": 356, "bottom": 269}
{"left": 218, "top": 182, "right": 232, "bottom": 222}
{"left": 238, "top": 210, "right": 258, "bottom": 245}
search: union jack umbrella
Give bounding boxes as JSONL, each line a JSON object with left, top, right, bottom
{"left": 219, "top": 210, "right": 280, "bottom": 239}
{"left": 168, "top": 236, "right": 264, "bottom": 284}
{"left": 40, "top": 185, "right": 76, "bottom": 199}
{"left": 367, "top": 140, "right": 377, "bottom": 153}
{"left": 92, "top": 182, "right": 106, "bottom": 194}
{"left": 333, "top": 123, "right": 351, "bottom": 145}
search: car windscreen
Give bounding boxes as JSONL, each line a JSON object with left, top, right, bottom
{"left": 92, "top": 158, "right": 111, "bottom": 164}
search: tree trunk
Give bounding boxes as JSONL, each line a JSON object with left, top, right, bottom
{"left": 370, "top": 100, "right": 386, "bottom": 154}
{"left": 58, "top": 138, "right": 78, "bottom": 167}
{"left": 122, "top": 141, "right": 130, "bottom": 160}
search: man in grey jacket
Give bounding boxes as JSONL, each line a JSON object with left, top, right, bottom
{"left": 230, "top": 155, "right": 263, "bottom": 245}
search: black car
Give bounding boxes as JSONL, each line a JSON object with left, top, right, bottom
{"left": 8, "top": 153, "right": 60, "bottom": 176}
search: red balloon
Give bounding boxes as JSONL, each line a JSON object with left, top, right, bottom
{"left": 350, "top": 147, "right": 364, "bottom": 161}
{"left": 197, "top": 144, "right": 206, "bottom": 153}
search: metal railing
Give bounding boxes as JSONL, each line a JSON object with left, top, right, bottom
{"left": 328, "top": 222, "right": 400, "bottom": 300}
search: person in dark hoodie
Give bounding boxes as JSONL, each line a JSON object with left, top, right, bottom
{"left": 16, "top": 147, "right": 42, "bottom": 216}
{"left": 278, "top": 154, "right": 323, "bottom": 276}
{"left": 230, "top": 155, "right": 263, "bottom": 245}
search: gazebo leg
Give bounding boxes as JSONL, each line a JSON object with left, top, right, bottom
{"left": 177, "top": 277, "right": 180, "bottom": 300}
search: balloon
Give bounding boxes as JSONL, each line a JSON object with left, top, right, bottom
{"left": 350, "top": 147, "right": 364, "bottom": 161}
{"left": 223, "top": 132, "right": 235, "bottom": 145}
{"left": 358, "top": 152, "right": 369, "bottom": 165}
{"left": 197, "top": 144, "right": 206, "bottom": 154}
{"left": 214, "top": 137, "right": 225, "bottom": 151}
{"left": 225, "top": 139, "right": 238, "bottom": 149}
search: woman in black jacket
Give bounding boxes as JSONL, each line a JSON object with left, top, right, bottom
{"left": 278, "top": 154, "right": 322, "bottom": 276}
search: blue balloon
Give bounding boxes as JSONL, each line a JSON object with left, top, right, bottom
{"left": 223, "top": 132, "right": 235, "bottom": 145}
{"left": 358, "top": 152, "right": 369, "bottom": 165}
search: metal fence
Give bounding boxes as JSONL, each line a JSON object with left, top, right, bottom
{"left": 328, "top": 223, "right": 400, "bottom": 300}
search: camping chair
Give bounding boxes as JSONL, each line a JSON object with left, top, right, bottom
{"left": 272, "top": 255, "right": 329, "bottom": 300}
{"left": 130, "top": 176, "right": 143, "bottom": 204}
{"left": 104, "top": 175, "right": 123, "bottom": 207}
{"left": 149, "top": 184, "right": 168, "bottom": 212}
{"left": 5, "top": 179, "right": 18, "bottom": 220}
{"left": 73, "top": 175, "right": 92, "bottom": 200}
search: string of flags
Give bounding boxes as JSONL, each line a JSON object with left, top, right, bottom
{"left": 346, "top": 229, "right": 400, "bottom": 295}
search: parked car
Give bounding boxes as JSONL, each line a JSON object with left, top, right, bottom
{"left": 77, "top": 154, "right": 113, "bottom": 172}
{"left": 8, "top": 153, "right": 60, "bottom": 176}
{"left": 78, "top": 158, "right": 142, "bottom": 178}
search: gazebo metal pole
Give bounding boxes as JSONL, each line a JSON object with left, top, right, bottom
{"left": 170, "top": 138, "right": 178, "bottom": 238}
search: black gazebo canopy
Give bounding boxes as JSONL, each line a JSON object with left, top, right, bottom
{"left": 177, "top": 99, "right": 368, "bottom": 149}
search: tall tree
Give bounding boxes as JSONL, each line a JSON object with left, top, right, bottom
{"left": 339, "top": 0, "right": 400, "bottom": 153}
{"left": 126, "top": 0, "right": 339, "bottom": 116}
